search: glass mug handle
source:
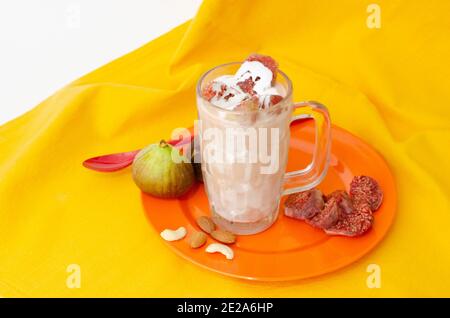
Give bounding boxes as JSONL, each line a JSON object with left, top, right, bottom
{"left": 283, "top": 101, "right": 332, "bottom": 195}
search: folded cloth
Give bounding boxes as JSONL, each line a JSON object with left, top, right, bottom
{"left": 0, "top": 0, "right": 449, "bottom": 297}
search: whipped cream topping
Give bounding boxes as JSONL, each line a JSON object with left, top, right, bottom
{"left": 235, "top": 61, "right": 273, "bottom": 95}
{"left": 208, "top": 61, "right": 282, "bottom": 110}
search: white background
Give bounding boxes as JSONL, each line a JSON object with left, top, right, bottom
{"left": 0, "top": 0, "right": 202, "bottom": 125}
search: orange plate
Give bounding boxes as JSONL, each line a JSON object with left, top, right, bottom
{"left": 142, "top": 120, "right": 396, "bottom": 281}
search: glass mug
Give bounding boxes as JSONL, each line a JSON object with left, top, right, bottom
{"left": 196, "top": 63, "right": 331, "bottom": 235}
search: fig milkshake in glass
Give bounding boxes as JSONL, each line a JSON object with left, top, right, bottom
{"left": 196, "top": 55, "right": 331, "bottom": 235}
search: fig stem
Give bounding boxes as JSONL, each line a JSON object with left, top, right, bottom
{"left": 159, "top": 140, "right": 168, "bottom": 148}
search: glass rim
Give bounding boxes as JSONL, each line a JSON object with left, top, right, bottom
{"left": 196, "top": 62, "right": 293, "bottom": 114}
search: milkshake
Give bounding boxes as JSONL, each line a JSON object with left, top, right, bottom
{"left": 196, "top": 55, "right": 331, "bottom": 235}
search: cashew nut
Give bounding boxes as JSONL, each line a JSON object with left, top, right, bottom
{"left": 205, "top": 243, "right": 234, "bottom": 260}
{"left": 160, "top": 227, "right": 186, "bottom": 241}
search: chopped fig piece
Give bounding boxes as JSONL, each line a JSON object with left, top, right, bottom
{"left": 236, "top": 78, "right": 256, "bottom": 95}
{"left": 270, "top": 95, "right": 283, "bottom": 106}
{"left": 307, "top": 190, "right": 353, "bottom": 229}
{"left": 217, "top": 84, "right": 227, "bottom": 98}
{"left": 260, "top": 94, "right": 284, "bottom": 109}
{"left": 223, "top": 92, "right": 235, "bottom": 101}
{"left": 235, "top": 96, "right": 259, "bottom": 111}
{"left": 202, "top": 82, "right": 216, "bottom": 101}
{"left": 284, "top": 177, "right": 379, "bottom": 237}
{"left": 246, "top": 54, "right": 278, "bottom": 83}
{"left": 326, "top": 190, "right": 354, "bottom": 215}
{"left": 284, "top": 189, "right": 325, "bottom": 220}
{"left": 202, "top": 81, "right": 229, "bottom": 101}
{"left": 306, "top": 196, "right": 340, "bottom": 229}
{"left": 350, "top": 176, "right": 383, "bottom": 211}
{"left": 324, "top": 202, "right": 373, "bottom": 237}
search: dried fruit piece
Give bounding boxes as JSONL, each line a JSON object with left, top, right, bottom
{"left": 160, "top": 227, "right": 187, "bottom": 241}
{"left": 236, "top": 77, "right": 256, "bottom": 94}
{"left": 325, "top": 202, "right": 373, "bottom": 237}
{"left": 189, "top": 231, "right": 207, "bottom": 248}
{"left": 201, "top": 81, "right": 229, "bottom": 101}
{"left": 202, "top": 82, "right": 216, "bottom": 101}
{"left": 234, "top": 96, "right": 259, "bottom": 111}
{"left": 211, "top": 229, "right": 236, "bottom": 244}
{"left": 260, "top": 94, "right": 284, "bottom": 109}
{"left": 285, "top": 177, "right": 379, "bottom": 237}
{"left": 326, "top": 190, "right": 354, "bottom": 215}
{"left": 270, "top": 95, "right": 283, "bottom": 106}
{"left": 205, "top": 243, "right": 234, "bottom": 260}
{"left": 284, "top": 189, "right": 325, "bottom": 220}
{"left": 196, "top": 216, "right": 216, "bottom": 234}
{"left": 350, "top": 176, "right": 383, "bottom": 211}
{"left": 307, "top": 197, "right": 341, "bottom": 229}
{"left": 307, "top": 190, "right": 355, "bottom": 229}
{"left": 246, "top": 54, "right": 279, "bottom": 83}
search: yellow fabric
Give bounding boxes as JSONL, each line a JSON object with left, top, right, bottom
{"left": 1, "top": 0, "right": 449, "bottom": 297}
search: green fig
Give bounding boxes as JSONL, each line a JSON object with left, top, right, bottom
{"left": 132, "top": 140, "right": 195, "bottom": 198}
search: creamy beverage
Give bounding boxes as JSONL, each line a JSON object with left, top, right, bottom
{"left": 196, "top": 55, "right": 331, "bottom": 235}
